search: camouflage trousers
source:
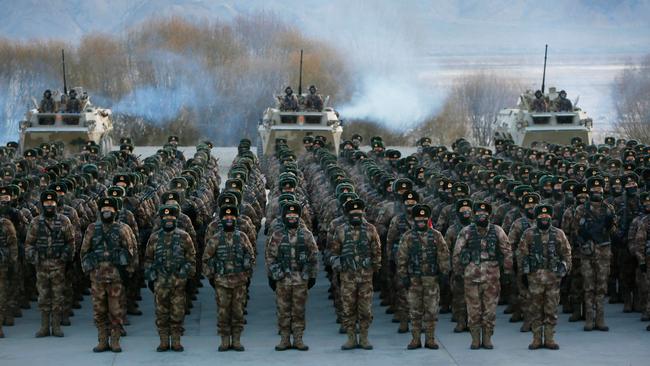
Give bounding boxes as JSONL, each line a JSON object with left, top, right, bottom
{"left": 36, "top": 264, "right": 66, "bottom": 313}
{"left": 618, "top": 247, "right": 637, "bottom": 301}
{"left": 7, "top": 261, "right": 23, "bottom": 315}
{"left": 568, "top": 256, "right": 584, "bottom": 306}
{"left": 340, "top": 276, "right": 373, "bottom": 332}
{"left": 451, "top": 275, "right": 467, "bottom": 324}
{"left": 641, "top": 263, "right": 650, "bottom": 316}
{"left": 394, "top": 277, "right": 408, "bottom": 322}
{"left": 464, "top": 276, "right": 500, "bottom": 329}
{"left": 154, "top": 279, "right": 187, "bottom": 336}
{"left": 215, "top": 284, "right": 246, "bottom": 336}
{"left": 91, "top": 280, "right": 124, "bottom": 331}
{"left": 527, "top": 271, "right": 561, "bottom": 327}
{"left": 514, "top": 273, "right": 531, "bottom": 321}
{"left": 581, "top": 246, "right": 611, "bottom": 311}
{"left": 275, "top": 281, "right": 308, "bottom": 335}
{"left": 0, "top": 268, "right": 8, "bottom": 321}
{"left": 407, "top": 276, "right": 440, "bottom": 332}
{"left": 331, "top": 272, "right": 342, "bottom": 320}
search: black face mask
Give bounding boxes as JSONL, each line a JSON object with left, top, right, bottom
{"left": 536, "top": 217, "right": 551, "bottom": 230}
{"left": 458, "top": 211, "right": 472, "bottom": 225}
{"left": 542, "top": 188, "right": 553, "bottom": 198}
{"left": 415, "top": 219, "right": 428, "bottom": 231}
{"left": 284, "top": 215, "right": 299, "bottom": 229}
{"left": 221, "top": 218, "right": 235, "bottom": 232}
{"left": 101, "top": 211, "right": 115, "bottom": 224}
{"left": 553, "top": 191, "right": 563, "bottom": 200}
{"left": 162, "top": 218, "right": 177, "bottom": 232}
{"left": 474, "top": 213, "right": 489, "bottom": 227}
{"left": 611, "top": 187, "right": 623, "bottom": 197}
{"left": 626, "top": 187, "right": 638, "bottom": 196}
{"left": 349, "top": 213, "right": 363, "bottom": 226}
{"left": 43, "top": 205, "right": 56, "bottom": 218}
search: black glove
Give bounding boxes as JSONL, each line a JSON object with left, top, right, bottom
{"left": 641, "top": 263, "right": 647, "bottom": 273}
{"left": 401, "top": 277, "right": 411, "bottom": 289}
{"left": 521, "top": 275, "right": 529, "bottom": 289}
{"left": 268, "top": 277, "right": 277, "bottom": 291}
{"left": 308, "top": 278, "right": 316, "bottom": 289}
{"left": 147, "top": 280, "right": 155, "bottom": 293}
{"left": 209, "top": 278, "right": 216, "bottom": 288}
{"left": 503, "top": 273, "right": 514, "bottom": 285}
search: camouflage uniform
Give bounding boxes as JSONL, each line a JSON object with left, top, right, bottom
{"left": 80, "top": 218, "right": 136, "bottom": 352}
{"left": 452, "top": 214, "right": 513, "bottom": 349}
{"left": 397, "top": 221, "right": 450, "bottom": 349}
{"left": 0, "top": 218, "right": 18, "bottom": 337}
{"left": 24, "top": 210, "right": 74, "bottom": 337}
{"left": 265, "top": 213, "right": 319, "bottom": 350}
{"left": 329, "top": 213, "right": 381, "bottom": 350}
{"left": 145, "top": 221, "right": 196, "bottom": 351}
{"left": 519, "top": 220, "right": 571, "bottom": 349}
{"left": 203, "top": 223, "right": 255, "bottom": 351}
{"left": 573, "top": 199, "right": 616, "bottom": 331}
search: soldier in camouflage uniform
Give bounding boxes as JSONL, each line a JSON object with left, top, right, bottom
{"left": 145, "top": 205, "right": 197, "bottom": 352}
{"left": 445, "top": 198, "right": 473, "bottom": 332}
{"left": 203, "top": 205, "right": 255, "bottom": 352}
{"left": 397, "top": 204, "right": 450, "bottom": 350}
{"left": 80, "top": 197, "right": 136, "bottom": 352}
{"left": 452, "top": 201, "right": 513, "bottom": 349}
{"left": 24, "top": 190, "right": 74, "bottom": 338}
{"left": 519, "top": 205, "right": 571, "bottom": 350}
{"left": 329, "top": 199, "right": 381, "bottom": 350}
{"left": 631, "top": 192, "right": 650, "bottom": 330}
{"left": 573, "top": 177, "right": 617, "bottom": 331}
{"left": 0, "top": 215, "right": 18, "bottom": 338}
{"left": 266, "top": 201, "right": 319, "bottom": 351}
{"left": 507, "top": 192, "right": 540, "bottom": 331}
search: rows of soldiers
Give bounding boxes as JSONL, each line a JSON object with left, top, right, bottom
{"left": 0, "top": 135, "right": 270, "bottom": 353}
{"left": 260, "top": 132, "right": 649, "bottom": 352}
{"left": 2, "top": 131, "right": 650, "bottom": 353}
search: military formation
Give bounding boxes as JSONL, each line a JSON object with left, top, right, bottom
{"left": 1, "top": 130, "right": 649, "bottom": 354}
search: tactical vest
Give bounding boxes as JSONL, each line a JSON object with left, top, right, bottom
{"left": 392, "top": 214, "right": 411, "bottom": 259}
{"left": 460, "top": 224, "right": 498, "bottom": 267}
{"left": 91, "top": 222, "right": 128, "bottom": 265}
{"left": 581, "top": 202, "right": 612, "bottom": 245}
{"left": 528, "top": 227, "right": 561, "bottom": 273}
{"left": 118, "top": 209, "right": 129, "bottom": 225}
{"left": 407, "top": 229, "right": 439, "bottom": 277}
{"left": 277, "top": 227, "right": 308, "bottom": 273}
{"left": 209, "top": 231, "right": 251, "bottom": 275}
{"left": 341, "top": 223, "right": 372, "bottom": 271}
{"left": 35, "top": 216, "right": 69, "bottom": 260}
{"left": 152, "top": 231, "right": 189, "bottom": 279}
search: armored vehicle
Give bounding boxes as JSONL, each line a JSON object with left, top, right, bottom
{"left": 493, "top": 87, "right": 593, "bottom": 147}
{"left": 258, "top": 94, "right": 343, "bottom": 156}
{"left": 19, "top": 87, "right": 114, "bottom": 156}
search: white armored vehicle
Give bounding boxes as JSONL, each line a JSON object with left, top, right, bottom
{"left": 19, "top": 87, "right": 114, "bottom": 156}
{"left": 493, "top": 87, "right": 593, "bottom": 147}
{"left": 258, "top": 92, "right": 343, "bottom": 156}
